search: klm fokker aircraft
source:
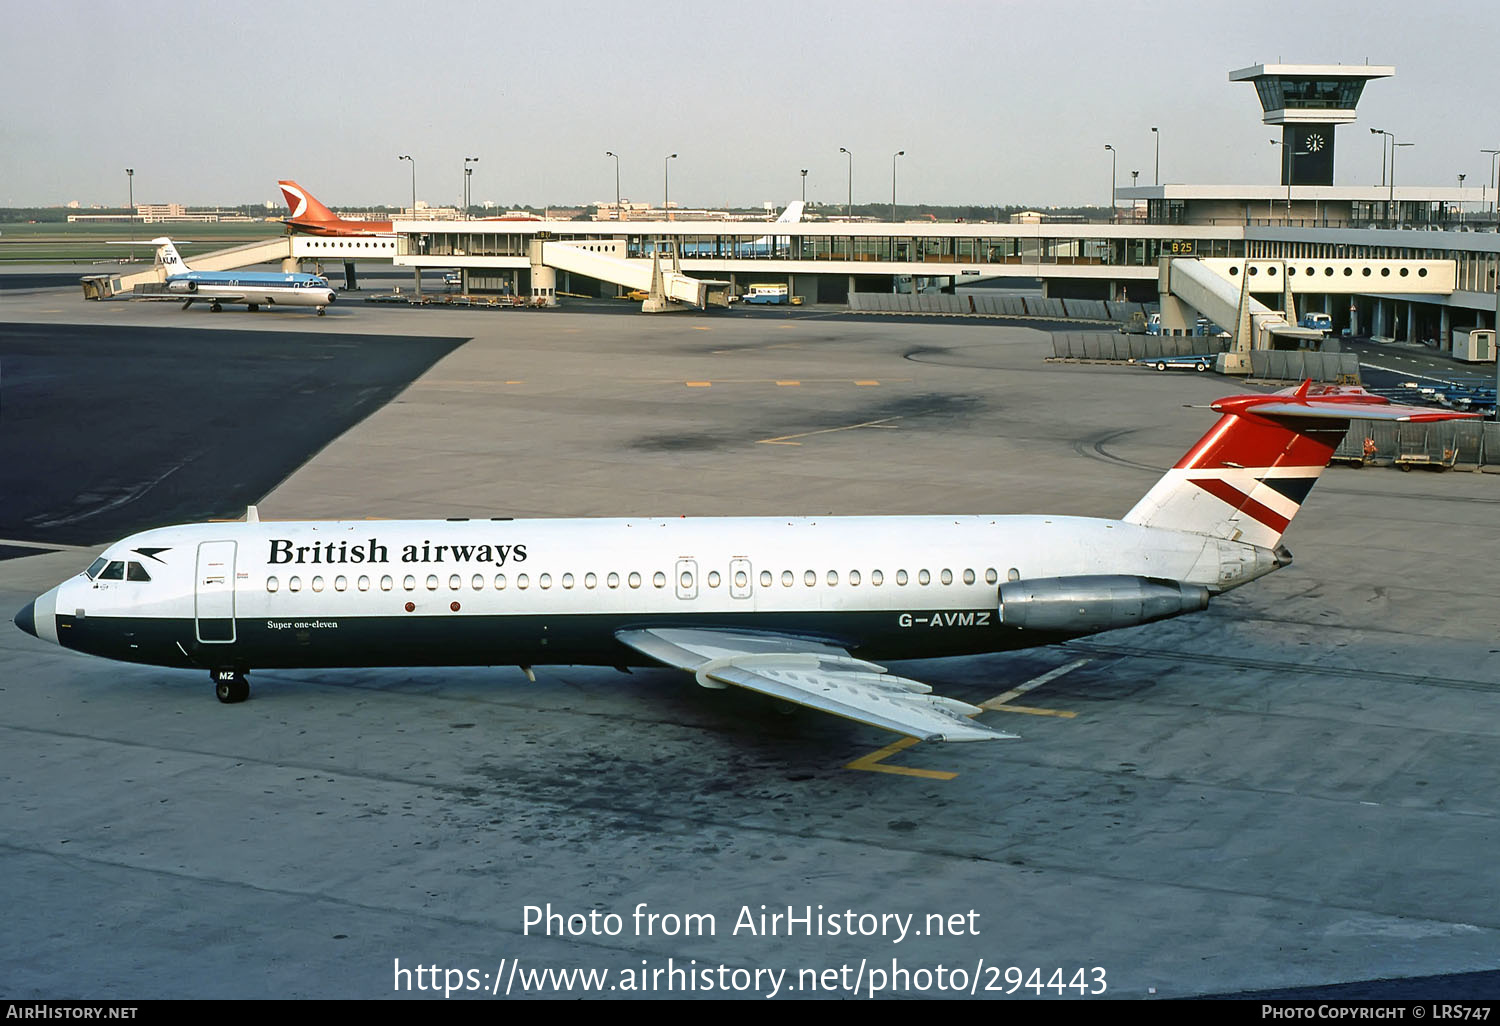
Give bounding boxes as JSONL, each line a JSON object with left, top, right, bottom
{"left": 12, "top": 384, "right": 1476, "bottom": 744}
{"left": 141, "top": 237, "right": 337, "bottom": 314}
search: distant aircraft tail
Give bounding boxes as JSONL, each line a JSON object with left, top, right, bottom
{"left": 774, "top": 200, "right": 805, "bottom": 224}
{"left": 278, "top": 180, "right": 339, "bottom": 224}
{"left": 1124, "top": 381, "right": 1478, "bottom": 548}
{"left": 150, "top": 237, "right": 189, "bottom": 274}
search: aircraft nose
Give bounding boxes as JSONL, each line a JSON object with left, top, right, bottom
{"left": 14, "top": 600, "right": 36, "bottom": 638}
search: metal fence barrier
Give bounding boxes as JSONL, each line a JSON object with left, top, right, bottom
{"left": 1248, "top": 350, "right": 1361, "bottom": 383}
{"left": 1051, "top": 332, "right": 1225, "bottom": 360}
{"left": 1334, "top": 419, "right": 1500, "bottom": 469}
{"left": 849, "top": 292, "right": 1147, "bottom": 323}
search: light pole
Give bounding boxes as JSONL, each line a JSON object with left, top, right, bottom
{"left": 839, "top": 147, "right": 853, "bottom": 217}
{"left": 1483, "top": 149, "right": 1500, "bottom": 220}
{"left": 1103, "top": 144, "right": 1116, "bottom": 221}
{"left": 1271, "top": 139, "right": 1310, "bottom": 224}
{"left": 1151, "top": 127, "right": 1159, "bottom": 185}
{"left": 890, "top": 150, "right": 904, "bottom": 223}
{"left": 1458, "top": 173, "right": 1466, "bottom": 225}
{"left": 1371, "top": 128, "right": 1391, "bottom": 187}
{"left": 605, "top": 151, "right": 620, "bottom": 220}
{"left": 1130, "top": 170, "right": 1140, "bottom": 221}
{"left": 398, "top": 154, "right": 415, "bottom": 217}
{"left": 1390, "top": 140, "right": 1413, "bottom": 227}
{"left": 663, "top": 153, "right": 677, "bottom": 220}
{"left": 800, "top": 168, "right": 808, "bottom": 204}
{"left": 463, "top": 156, "right": 478, "bottom": 218}
{"left": 125, "top": 167, "right": 134, "bottom": 262}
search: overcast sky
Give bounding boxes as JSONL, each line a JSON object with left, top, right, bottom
{"left": 4, "top": 0, "right": 1496, "bottom": 211}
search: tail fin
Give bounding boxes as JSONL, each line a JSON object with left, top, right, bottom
{"left": 278, "top": 180, "right": 339, "bottom": 224}
{"left": 151, "top": 237, "right": 188, "bottom": 274}
{"left": 774, "top": 200, "right": 806, "bottom": 224}
{"left": 1124, "top": 381, "right": 1479, "bottom": 547}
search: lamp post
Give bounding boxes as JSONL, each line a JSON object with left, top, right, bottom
{"left": 890, "top": 150, "right": 904, "bottom": 223}
{"left": 1103, "top": 144, "right": 1115, "bottom": 221}
{"left": 663, "top": 153, "right": 677, "bottom": 220}
{"left": 1130, "top": 170, "right": 1139, "bottom": 221}
{"left": 1483, "top": 149, "right": 1500, "bottom": 220}
{"left": 463, "top": 156, "right": 478, "bottom": 219}
{"left": 1457, "top": 173, "right": 1466, "bottom": 225}
{"left": 839, "top": 147, "right": 853, "bottom": 217}
{"left": 605, "top": 151, "right": 621, "bottom": 220}
{"left": 125, "top": 168, "right": 134, "bottom": 262}
{"left": 398, "top": 154, "right": 419, "bottom": 295}
{"left": 1270, "top": 139, "right": 1310, "bottom": 224}
{"left": 800, "top": 168, "right": 808, "bottom": 204}
{"left": 1390, "top": 139, "right": 1413, "bottom": 227}
{"left": 1151, "top": 127, "right": 1159, "bottom": 185}
{"left": 398, "top": 154, "right": 415, "bottom": 217}
{"left": 1370, "top": 128, "right": 1391, "bottom": 187}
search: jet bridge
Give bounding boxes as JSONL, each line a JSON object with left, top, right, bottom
{"left": 1160, "top": 256, "right": 1456, "bottom": 373}
{"left": 80, "top": 237, "right": 295, "bottom": 299}
{"left": 530, "top": 238, "right": 731, "bottom": 311}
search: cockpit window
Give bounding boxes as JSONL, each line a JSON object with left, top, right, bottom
{"left": 86, "top": 557, "right": 108, "bottom": 580}
{"left": 98, "top": 561, "right": 125, "bottom": 580}
{"left": 126, "top": 561, "right": 152, "bottom": 582}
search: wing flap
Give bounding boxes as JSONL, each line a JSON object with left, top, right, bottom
{"left": 616, "top": 627, "right": 1015, "bottom": 743}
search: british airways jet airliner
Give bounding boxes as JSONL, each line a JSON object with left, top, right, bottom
{"left": 12, "top": 383, "right": 1475, "bottom": 744}
{"left": 144, "top": 238, "right": 337, "bottom": 314}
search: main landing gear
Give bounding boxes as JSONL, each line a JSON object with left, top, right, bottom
{"left": 212, "top": 668, "right": 249, "bottom": 704}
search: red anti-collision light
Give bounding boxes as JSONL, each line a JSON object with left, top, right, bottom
{"left": 404, "top": 601, "right": 415, "bottom": 612}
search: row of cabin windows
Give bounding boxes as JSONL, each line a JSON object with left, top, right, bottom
{"left": 263, "top": 567, "right": 1008, "bottom": 594}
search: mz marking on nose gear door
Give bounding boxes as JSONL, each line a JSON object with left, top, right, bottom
{"left": 195, "top": 541, "right": 238, "bottom": 643}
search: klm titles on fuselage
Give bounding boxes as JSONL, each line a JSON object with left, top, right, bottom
{"left": 267, "top": 538, "right": 528, "bottom": 568}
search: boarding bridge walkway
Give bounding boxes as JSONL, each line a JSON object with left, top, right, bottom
{"left": 80, "top": 237, "right": 294, "bottom": 299}
{"left": 1160, "top": 256, "right": 1457, "bottom": 371}
{"left": 532, "top": 239, "right": 731, "bottom": 310}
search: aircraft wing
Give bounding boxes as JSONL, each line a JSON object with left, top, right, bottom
{"left": 615, "top": 626, "right": 1015, "bottom": 743}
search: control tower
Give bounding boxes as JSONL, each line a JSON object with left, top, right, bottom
{"left": 1229, "top": 64, "right": 1394, "bottom": 186}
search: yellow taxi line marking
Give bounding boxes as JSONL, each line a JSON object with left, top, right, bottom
{"left": 845, "top": 738, "right": 958, "bottom": 781}
{"left": 685, "top": 381, "right": 712, "bottom": 387}
{"left": 978, "top": 658, "right": 1091, "bottom": 710}
{"left": 756, "top": 415, "right": 903, "bottom": 446}
{"left": 846, "top": 658, "right": 1089, "bottom": 780}
{"left": 982, "top": 704, "right": 1077, "bottom": 718}
{"left": 854, "top": 380, "right": 880, "bottom": 386}
{"left": 775, "top": 380, "right": 801, "bottom": 386}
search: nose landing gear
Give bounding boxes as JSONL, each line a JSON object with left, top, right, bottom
{"left": 212, "top": 668, "right": 250, "bottom": 703}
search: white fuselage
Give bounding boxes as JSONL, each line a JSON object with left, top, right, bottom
{"left": 26, "top": 514, "right": 1280, "bottom": 673}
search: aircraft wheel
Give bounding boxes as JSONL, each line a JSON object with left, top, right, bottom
{"left": 248, "top": 303, "right": 259, "bottom": 312}
{"left": 210, "top": 302, "right": 223, "bottom": 313}
{"left": 1155, "top": 361, "right": 1167, "bottom": 371}
{"left": 213, "top": 670, "right": 249, "bottom": 704}
{"left": 317, "top": 308, "right": 326, "bottom": 316}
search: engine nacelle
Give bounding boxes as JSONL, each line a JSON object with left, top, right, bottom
{"left": 166, "top": 279, "right": 196, "bottom": 293}
{"left": 999, "top": 575, "right": 1210, "bottom": 634}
